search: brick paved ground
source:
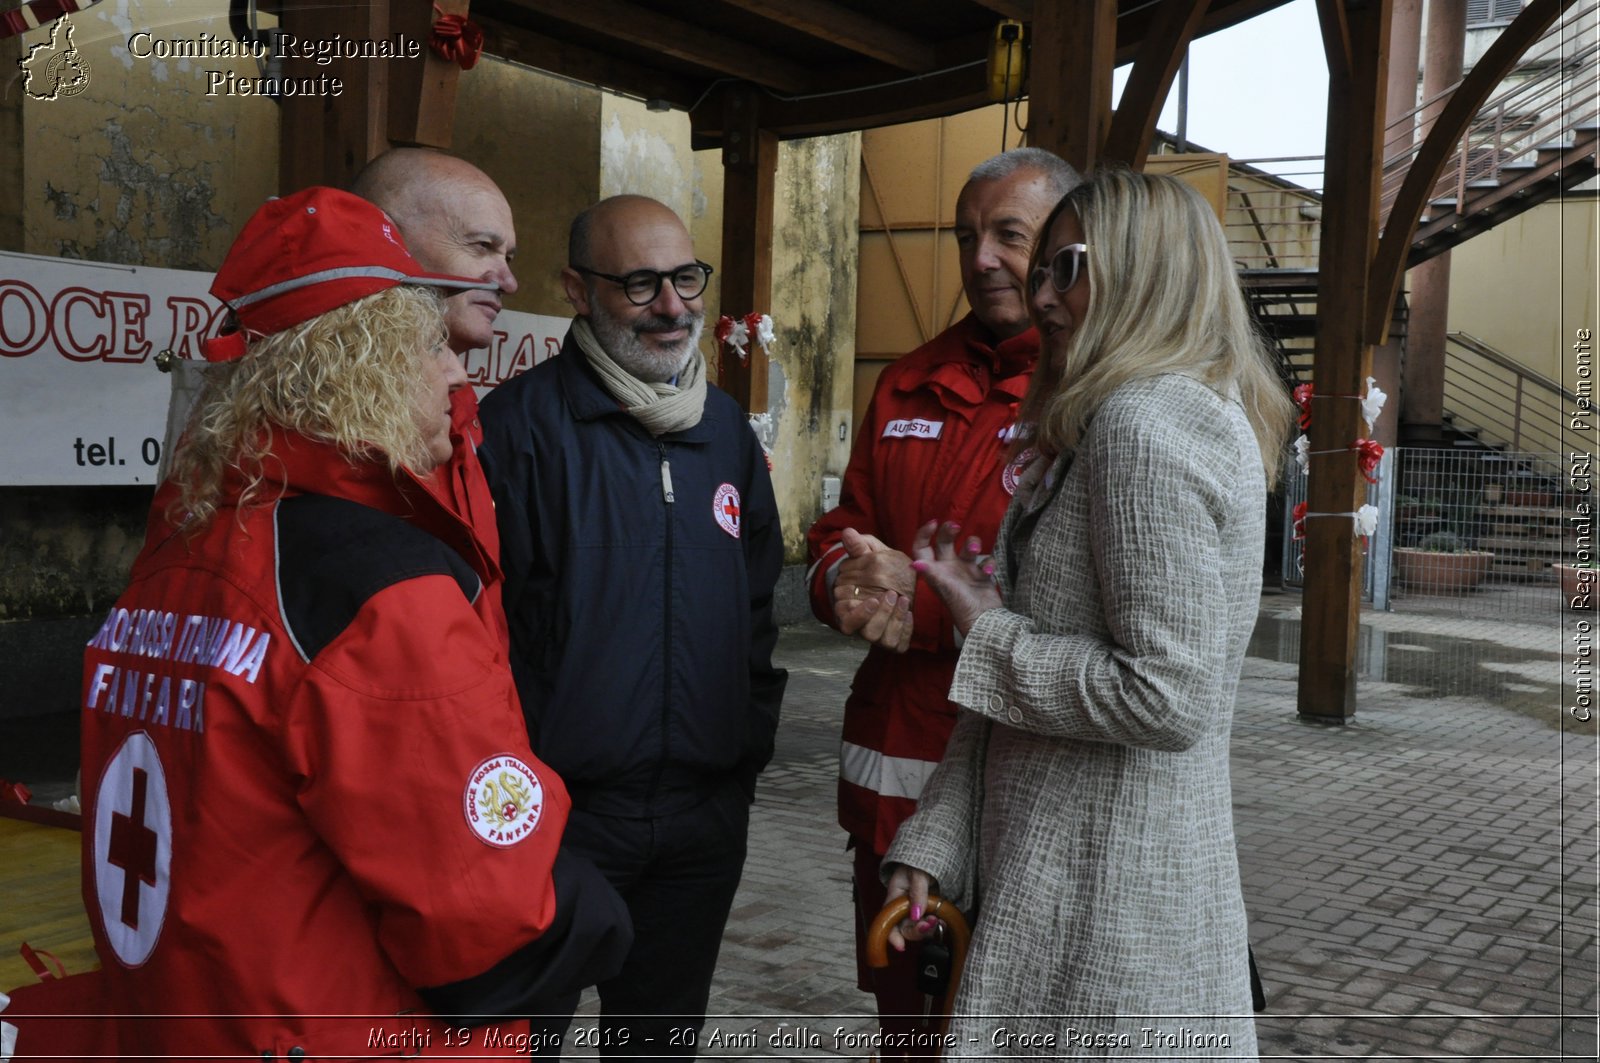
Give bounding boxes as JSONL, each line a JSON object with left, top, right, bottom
{"left": 6, "top": 592, "right": 1590, "bottom": 1060}
{"left": 561, "top": 600, "right": 1599, "bottom": 1061}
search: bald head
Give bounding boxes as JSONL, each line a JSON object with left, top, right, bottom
{"left": 351, "top": 148, "right": 518, "bottom": 353}
{"left": 563, "top": 195, "right": 705, "bottom": 383}
{"left": 568, "top": 195, "right": 690, "bottom": 271}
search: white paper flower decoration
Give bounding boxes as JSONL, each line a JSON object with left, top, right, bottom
{"left": 1355, "top": 504, "right": 1379, "bottom": 538}
{"left": 1361, "top": 376, "right": 1388, "bottom": 433}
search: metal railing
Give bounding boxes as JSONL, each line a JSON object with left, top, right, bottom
{"left": 1379, "top": 2, "right": 1600, "bottom": 224}
{"left": 1225, "top": 3, "right": 1599, "bottom": 270}
{"left": 1443, "top": 331, "right": 1581, "bottom": 469}
{"left": 1386, "top": 447, "right": 1579, "bottom": 618}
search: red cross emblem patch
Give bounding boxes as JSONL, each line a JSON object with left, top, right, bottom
{"left": 1002, "top": 446, "right": 1039, "bottom": 497}
{"left": 713, "top": 483, "right": 741, "bottom": 538}
{"left": 91, "top": 731, "right": 172, "bottom": 967}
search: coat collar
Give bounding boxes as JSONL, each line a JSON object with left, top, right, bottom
{"left": 894, "top": 313, "right": 1039, "bottom": 412}
{"left": 234, "top": 431, "right": 499, "bottom": 583}
{"left": 555, "top": 328, "right": 721, "bottom": 444}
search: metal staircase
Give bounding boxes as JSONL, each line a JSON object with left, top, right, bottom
{"left": 1230, "top": 1, "right": 1597, "bottom": 406}
{"left": 1384, "top": 3, "right": 1600, "bottom": 265}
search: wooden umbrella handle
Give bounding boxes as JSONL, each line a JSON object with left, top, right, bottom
{"left": 864, "top": 893, "right": 972, "bottom": 1031}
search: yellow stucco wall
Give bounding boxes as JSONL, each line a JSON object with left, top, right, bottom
{"left": 768, "top": 134, "right": 860, "bottom": 560}
{"left": 1444, "top": 196, "right": 1599, "bottom": 384}
{"left": 456, "top": 60, "right": 600, "bottom": 318}
{"left": 14, "top": 0, "right": 278, "bottom": 269}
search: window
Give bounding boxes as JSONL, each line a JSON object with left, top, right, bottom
{"left": 1467, "top": 0, "right": 1523, "bottom": 26}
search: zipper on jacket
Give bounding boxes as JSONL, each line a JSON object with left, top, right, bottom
{"left": 651, "top": 442, "right": 674, "bottom": 803}
{"left": 659, "top": 454, "right": 675, "bottom": 503}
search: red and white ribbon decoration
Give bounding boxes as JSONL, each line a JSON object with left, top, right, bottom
{"left": 1, "top": 0, "right": 102, "bottom": 40}
{"left": 429, "top": 4, "right": 484, "bottom": 70}
{"left": 1293, "top": 377, "right": 1389, "bottom": 549}
{"left": 716, "top": 312, "right": 774, "bottom": 366}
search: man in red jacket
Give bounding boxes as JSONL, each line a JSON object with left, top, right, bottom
{"left": 3, "top": 188, "right": 628, "bottom": 1061}
{"left": 352, "top": 148, "right": 520, "bottom": 651}
{"left": 806, "top": 148, "right": 1079, "bottom": 1052}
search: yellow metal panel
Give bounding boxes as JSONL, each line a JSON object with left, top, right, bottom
{"left": 853, "top": 359, "right": 893, "bottom": 438}
{"left": 857, "top": 230, "right": 967, "bottom": 357}
{"left": 1146, "top": 152, "right": 1231, "bottom": 221}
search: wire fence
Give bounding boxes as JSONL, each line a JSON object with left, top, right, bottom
{"left": 1283, "top": 447, "right": 1588, "bottom": 619}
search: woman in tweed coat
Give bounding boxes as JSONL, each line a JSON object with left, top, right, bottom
{"left": 881, "top": 169, "right": 1293, "bottom": 1059}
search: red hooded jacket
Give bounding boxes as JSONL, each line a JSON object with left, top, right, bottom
{"left": 807, "top": 315, "right": 1040, "bottom": 854}
{"left": 11, "top": 433, "right": 627, "bottom": 1060}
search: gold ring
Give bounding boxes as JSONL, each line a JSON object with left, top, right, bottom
{"left": 853, "top": 585, "right": 860, "bottom": 597}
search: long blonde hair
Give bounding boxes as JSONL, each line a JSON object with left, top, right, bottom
{"left": 1020, "top": 167, "right": 1292, "bottom": 486}
{"left": 168, "top": 285, "right": 446, "bottom": 526}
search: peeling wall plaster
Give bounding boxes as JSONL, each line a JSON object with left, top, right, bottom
{"left": 767, "top": 133, "right": 860, "bottom": 563}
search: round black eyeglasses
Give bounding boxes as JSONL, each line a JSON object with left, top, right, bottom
{"left": 572, "top": 261, "right": 714, "bottom": 306}
{"left": 1028, "top": 243, "right": 1088, "bottom": 296}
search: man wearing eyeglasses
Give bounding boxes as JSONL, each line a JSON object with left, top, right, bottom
{"left": 804, "top": 148, "right": 1080, "bottom": 1056}
{"left": 478, "top": 194, "right": 786, "bottom": 1059}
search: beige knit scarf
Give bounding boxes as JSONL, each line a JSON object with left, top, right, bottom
{"left": 572, "top": 317, "right": 707, "bottom": 436}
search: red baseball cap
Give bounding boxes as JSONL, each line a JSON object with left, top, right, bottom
{"left": 201, "top": 186, "right": 495, "bottom": 362}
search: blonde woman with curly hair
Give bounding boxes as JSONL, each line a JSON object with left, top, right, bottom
{"left": 14, "top": 188, "right": 630, "bottom": 1061}
{"left": 880, "top": 168, "right": 1291, "bottom": 1058}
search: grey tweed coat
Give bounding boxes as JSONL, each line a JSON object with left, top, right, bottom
{"left": 885, "top": 373, "right": 1262, "bottom": 1060}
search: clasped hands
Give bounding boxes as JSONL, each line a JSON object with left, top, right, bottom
{"left": 831, "top": 521, "right": 1003, "bottom": 652}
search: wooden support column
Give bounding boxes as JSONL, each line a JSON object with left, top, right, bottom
{"left": 1298, "top": 0, "right": 1393, "bottom": 722}
{"left": 388, "top": 0, "right": 467, "bottom": 148}
{"left": 278, "top": 0, "right": 392, "bottom": 193}
{"left": 1401, "top": 0, "right": 1466, "bottom": 432}
{"left": 0, "top": 31, "right": 22, "bottom": 251}
{"left": 718, "top": 85, "right": 777, "bottom": 414}
{"left": 1028, "top": 0, "right": 1115, "bottom": 172}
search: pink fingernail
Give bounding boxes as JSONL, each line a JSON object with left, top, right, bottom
{"left": 981, "top": 562, "right": 996, "bottom": 576}
{"left": 893, "top": 940, "right": 904, "bottom": 953}
{"left": 910, "top": 904, "right": 923, "bottom": 922}
{"left": 910, "top": 561, "right": 928, "bottom": 573}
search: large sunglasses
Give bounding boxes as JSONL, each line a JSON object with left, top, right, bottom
{"left": 1028, "top": 243, "right": 1089, "bottom": 296}
{"left": 572, "top": 260, "right": 714, "bottom": 306}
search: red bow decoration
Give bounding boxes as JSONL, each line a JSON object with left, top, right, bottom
{"left": 1293, "top": 383, "right": 1314, "bottom": 431}
{"left": 429, "top": 7, "right": 484, "bottom": 70}
{"left": 1291, "top": 501, "right": 1308, "bottom": 541}
{"left": 1353, "top": 438, "right": 1384, "bottom": 484}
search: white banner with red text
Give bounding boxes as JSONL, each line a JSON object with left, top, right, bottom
{"left": 0, "top": 251, "right": 568, "bottom": 485}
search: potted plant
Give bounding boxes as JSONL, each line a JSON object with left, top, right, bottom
{"left": 1554, "top": 561, "right": 1597, "bottom": 610}
{"left": 1394, "top": 531, "right": 1494, "bottom": 594}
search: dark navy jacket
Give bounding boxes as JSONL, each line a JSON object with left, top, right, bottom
{"left": 478, "top": 333, "right": 787, "bottom": 818}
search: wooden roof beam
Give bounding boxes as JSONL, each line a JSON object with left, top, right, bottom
{"left": 513, "top": 0, "right": 814, "bottom": 94}
{"left": 970, "top": 0, "right": 1035, "bottom": 21}
{"left": 475, "top": 11, "right": 700, "bottom": 108}
{"left": 1104, "top": 0, "right": 1212, "bottom": 165}
{"left": 717, "top": 0, "right": 939, "bottom": 72}
{"left": 688, "top": 62, "right": 990, "bottom": 143}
